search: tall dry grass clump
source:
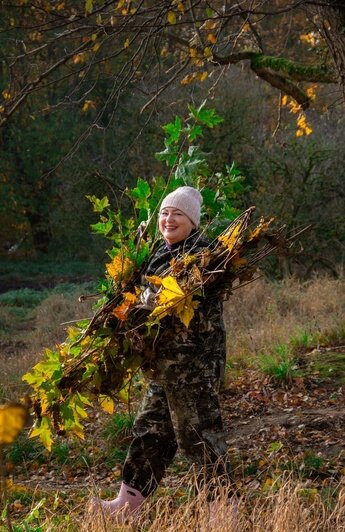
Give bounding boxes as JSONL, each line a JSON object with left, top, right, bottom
{"left": 78, "top": 475, "right": 344, "bottom": 532}
{"left": 223, "top": 276, "right": 345, "bottom": 364}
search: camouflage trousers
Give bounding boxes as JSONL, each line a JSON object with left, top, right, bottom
{"left": 122, "top": 349, "right": 232, "bottom": 498}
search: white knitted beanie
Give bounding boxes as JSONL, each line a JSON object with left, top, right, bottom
{"left": 160, "top": 186, "right": 203, "bottom": 227}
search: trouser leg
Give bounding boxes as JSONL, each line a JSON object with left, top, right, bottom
{"left": 122, "top": 382, "right": 178, "bottom": 497}
{"left": 164, "top": 377, "right": 234, "bottom": 497}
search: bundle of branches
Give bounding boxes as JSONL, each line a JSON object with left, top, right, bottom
{"left": 23, "top": 207, "right": 307, "bottom": 449}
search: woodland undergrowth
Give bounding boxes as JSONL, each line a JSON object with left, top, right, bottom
{"left": 0, "top": 276, "right": 344, "bottom": 530}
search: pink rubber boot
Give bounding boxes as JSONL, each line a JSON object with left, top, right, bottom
{"left": 90, "top": 482, "right": 146, "bottom": 523}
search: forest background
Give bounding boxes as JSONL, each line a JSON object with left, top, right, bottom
{"left": 1, "top": 0, "right": 344, "bottom": 273}
{"left": 0, "top": 1, "right": 344, "bottom": 530}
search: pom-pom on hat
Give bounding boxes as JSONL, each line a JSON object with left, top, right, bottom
{"left": 160, "top": 186, "right": 203, "bottom": 227}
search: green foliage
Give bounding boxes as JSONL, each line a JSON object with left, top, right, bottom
{"left": 290, "top": 329, "right": 314, "bottom": 350}
{"left": 258, "top": 344, "right": 298, "bottom": 382}
{"left": 103, "top": 411, "right": 135, "bottom": 441}
{"left": 8, "top": 499, "right": 46, "bottom": 531}
{"left": 0, "top": 289, "right": 47, "bottom": 308}
{"left": 5, "top": 433, "right": 45, "bottom": 465}
{"left": 102, "top": 411, "right": 134, "bottom": 469}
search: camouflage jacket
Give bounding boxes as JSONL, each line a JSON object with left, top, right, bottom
{"left": 142, "top": 231, "right": 226, "bottom": 380}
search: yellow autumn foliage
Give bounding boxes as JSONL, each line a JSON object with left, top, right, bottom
{"left": 113, "top": 291, "right": 137, "bottom": 321}
{"left": 149, "top": 276, "right": 198, "bottom": 327}
{"left": 0, "top": 403, "right": 27, "bottom": 446}
{"left": 248, "top": 217, "right": 275, "bottom": 242}
{"left": 106, "top": 255, "right": 134, "bottom": 282}
{"left": 217, "top": 219, "right": 244, "bottom": 252}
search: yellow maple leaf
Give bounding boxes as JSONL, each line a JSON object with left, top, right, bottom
{"left": 158, "top": 276, "right": 184, "bottom": 303}
{"left": 248, "top": 217, "right": 275, "bottom": 242}
{"left": 98, "top": 395, "right": 115, "bottom": 414}
{"left": 29, "top": 415, "right": 53, "bottom": 451}
{"left": 149, "top": 276, "right": 198, "bottom": 327}
{"left": 149, "top": 276, "right": 185, "bottom": 320}
{"left": 218, "top": 219, "right": 244, "bottom": 252}
{"left": 207, "top": 33, "right": 217, "bottom": 44}
{"left": 106, "top": 255, "right": 134, "bottom": 282}
{"left": 175, "top": 295, "right": 199, "bottom": 327}
{"left": 0, "top": 403, "right": 28, "bottom": 446}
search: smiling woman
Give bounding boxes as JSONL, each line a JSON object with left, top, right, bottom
{"left": 90, "top": 185, "right": 236, "bottom": 523}
{"left": 158, "top": 186, "right": 202, "bottom": 245}
{"left": 158, "top": 208, "right": 194, "bottom": 245}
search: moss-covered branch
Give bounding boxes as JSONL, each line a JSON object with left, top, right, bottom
{"left": 212, "top": 51, "right": 336, "bottom": 109}
{"left": 249, "top": 54, "right": 336, "bottom": 84}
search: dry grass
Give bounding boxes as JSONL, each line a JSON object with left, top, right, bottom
{"left": 0, "top": 289, "right": 94, "bottom": 399}
{"left": 76, "top": 476, "right": 344, "bottom": 531}
{"left": 224, "top": 276, "right": 345, "bottom": 365}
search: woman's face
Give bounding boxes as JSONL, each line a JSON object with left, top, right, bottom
{"left": 158, "top": 207, "right": 195, "bottom": 245}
